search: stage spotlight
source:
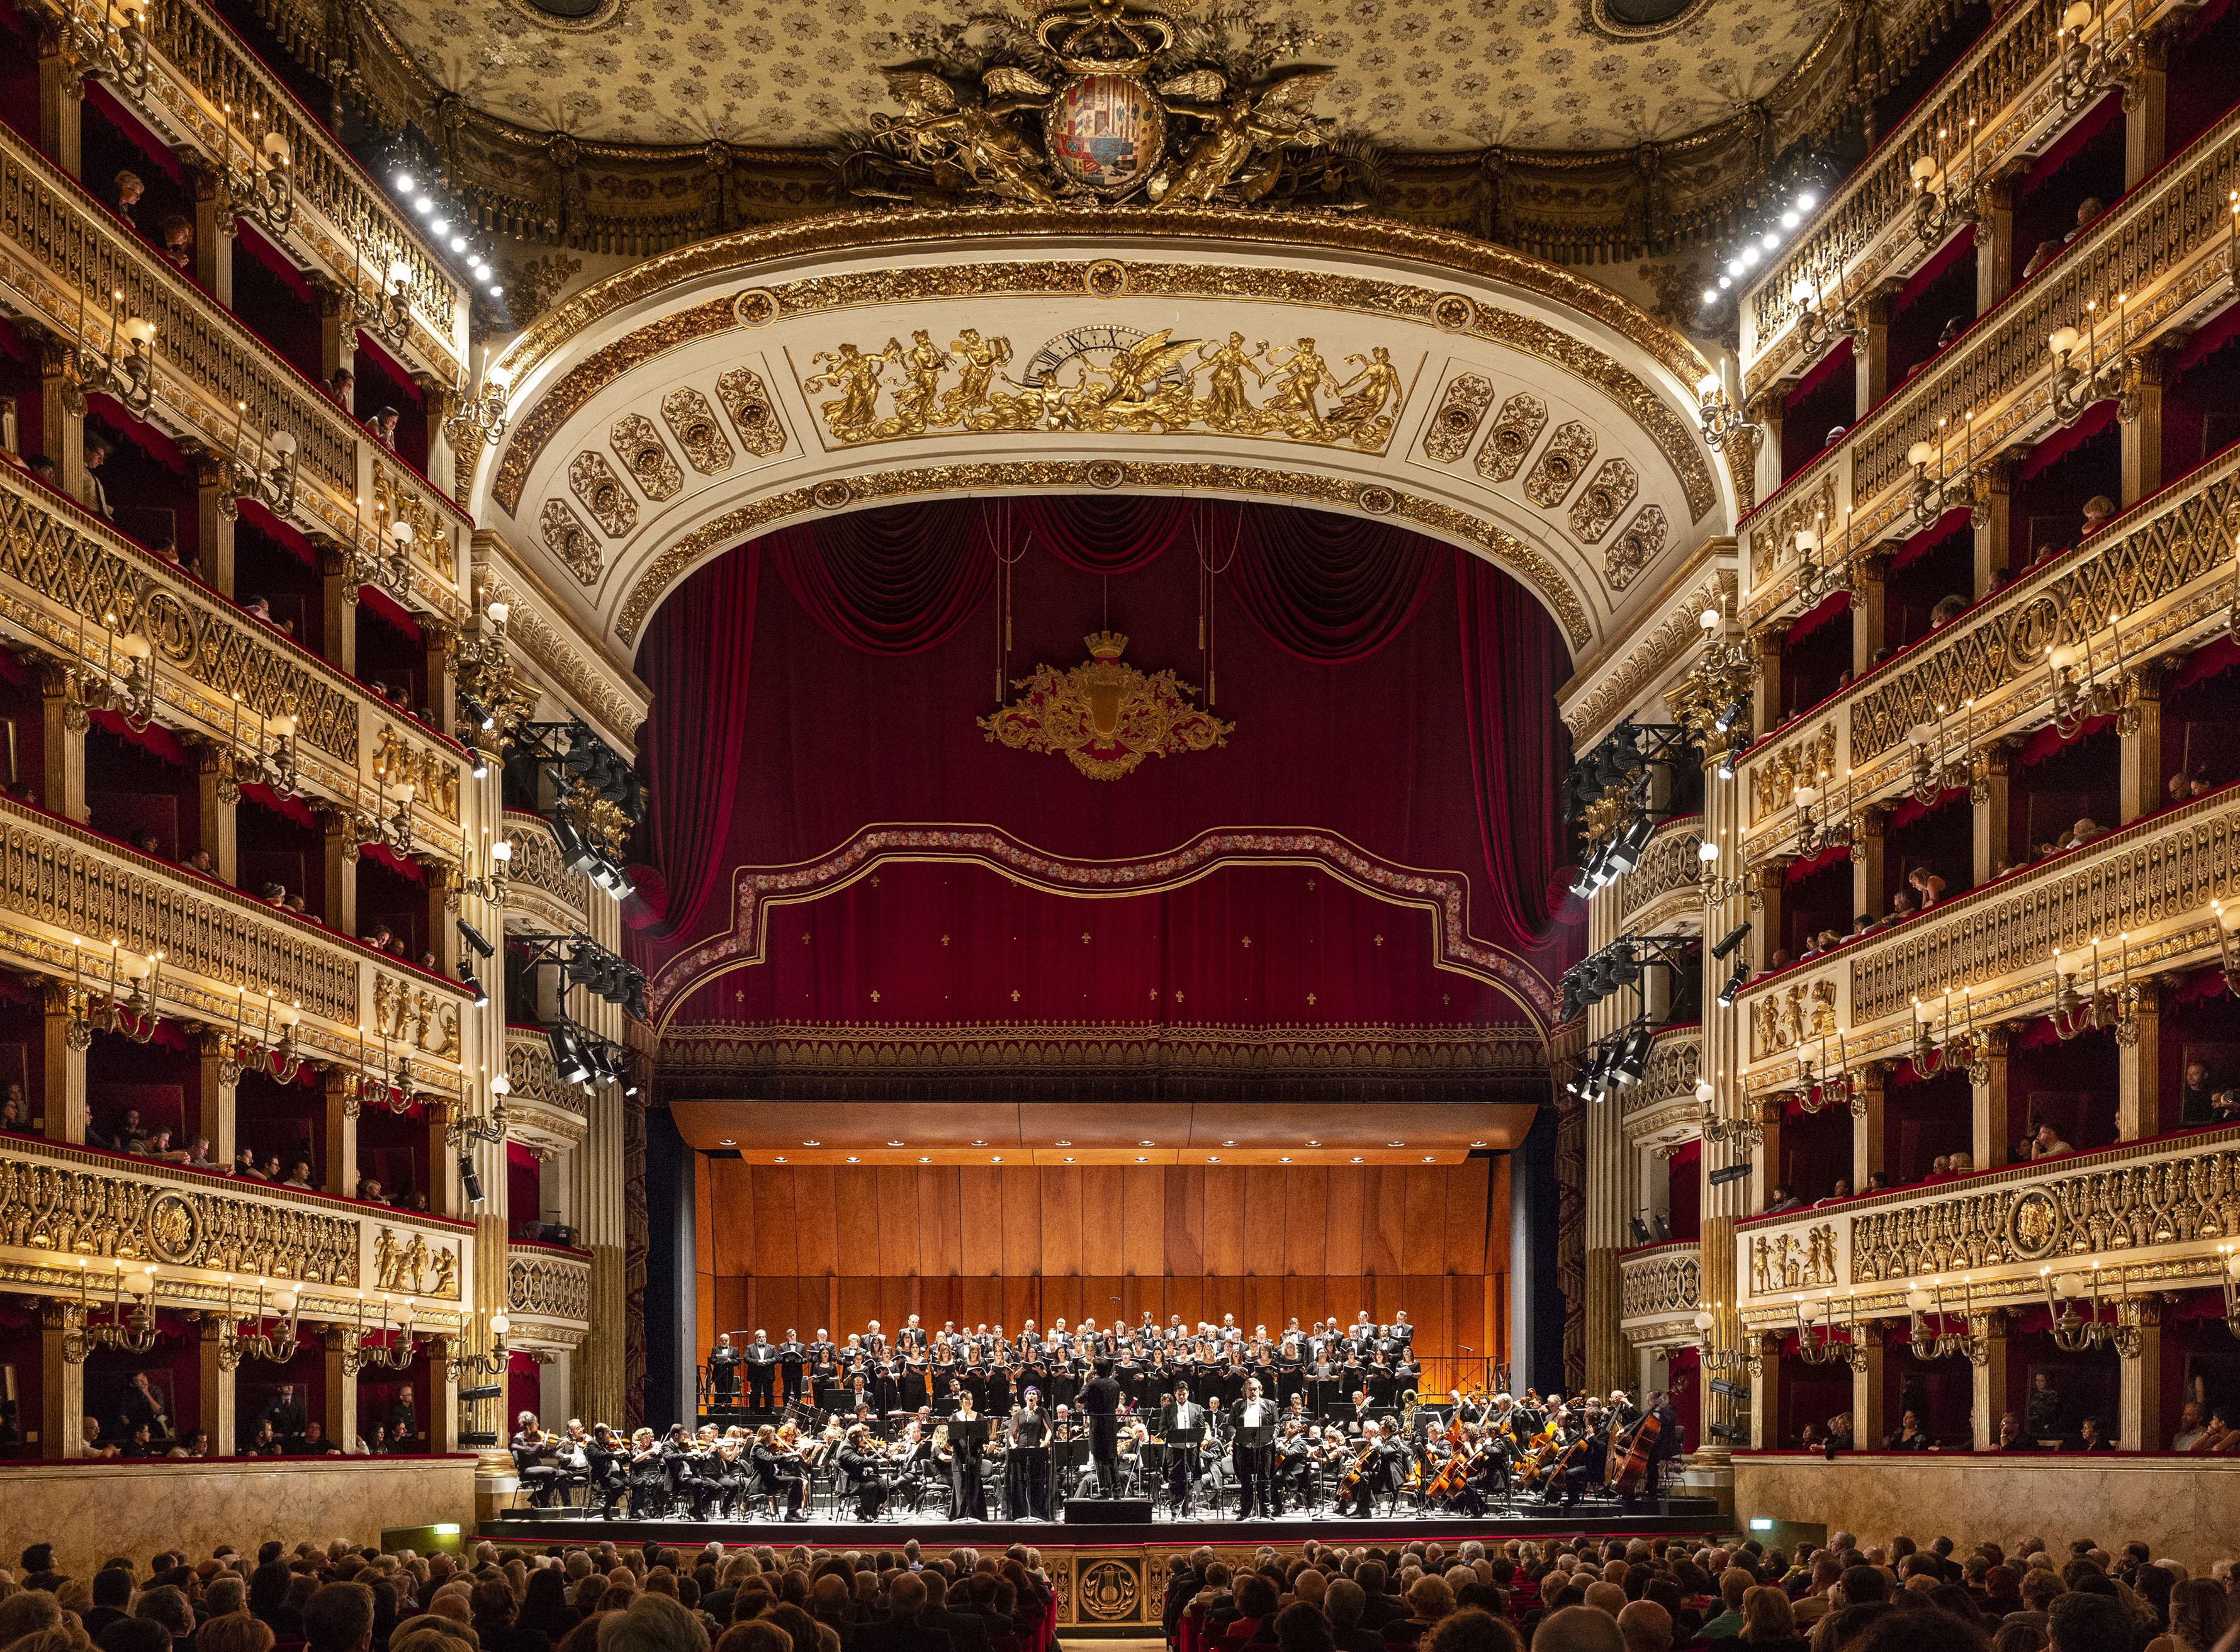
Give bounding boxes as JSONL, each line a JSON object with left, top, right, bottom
{"left": 549, "top": 1024, "right": 594, "bottom": 1086}
{"left": 459, "top": 1154, "right": 484, "bottom": 1204}
{"left": 1612, "top": 1026, "right": 1655, "bottom": 1083}
{"left": 1711, "top": 919, "right": 1753, "bottom": 960}
{"left": 456, "top": 918, "right": 495, "bottom": 959}
{"left": 1717, "top": 960, "right": 1751, "bottom": 1008}
{"left": 1604, "top": 811, "right": 1657, "bottom": 875}
{"left": 458, "top": 965, "right": 489, "bottom": 1009}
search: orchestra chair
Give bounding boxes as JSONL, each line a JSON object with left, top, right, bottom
{"left": 508, "top": 1442, "right": 560, "bottom": 1510}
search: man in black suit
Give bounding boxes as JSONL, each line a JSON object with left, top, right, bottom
{"left": 1232, "top": 1378, "right": 1280, "bottom": 1517}
{"left": 744, "top": 1329, "right": 779, "bottom": 1410}
{"left": 1081, "top": 1359, "right": 1123, "bottom": 1497}
{"left": 921, "top": 1571, "right": 989, "bottom": 1652}
{"left": 259, "top": 1383, "right": 307, "bottom": 1444}
{"left": 778, "top": 1329, "right": 808, "bottom": 1406}
{"left": 709, "top": 1333, "right": 743, "bottom": 1405}
{"left": 1161, "top": 1385, "right": 1208, "bottom": 1514}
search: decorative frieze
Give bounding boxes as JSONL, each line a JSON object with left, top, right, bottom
{"left": 1619, "top": 1243, "right": 1703, "bottom": 1321}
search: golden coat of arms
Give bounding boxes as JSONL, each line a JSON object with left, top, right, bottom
{"left": 979, "top": 631, "right": 1232, "bottom": 779}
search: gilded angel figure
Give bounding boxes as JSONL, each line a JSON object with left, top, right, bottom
{"left": 874, "top": 70, "right": 1058, "bottom": 206}
{"left": 1156, "top": 74, "right": 1335, "bottom": 207}
{"left": 804, "top": 341, "right": 899, "bottom": 441}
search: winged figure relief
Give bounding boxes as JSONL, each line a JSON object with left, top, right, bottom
{"left": 1154, "top": 71, "right": 1337, "bottom": 206}
{"left": 872, "top": 69, "right": 1059, "bottom": 204}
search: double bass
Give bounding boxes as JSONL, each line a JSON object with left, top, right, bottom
{"left": 1611, "top": 1403, "right": 1662, "bottom": 1495}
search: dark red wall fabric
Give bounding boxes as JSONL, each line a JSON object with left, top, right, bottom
{"left": 633, "top": 499, "right": 1576, "bottom": 1019}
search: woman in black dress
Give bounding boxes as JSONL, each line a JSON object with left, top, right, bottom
{"left": 950, "top": 1395, "right": 988, "bottom": 1519}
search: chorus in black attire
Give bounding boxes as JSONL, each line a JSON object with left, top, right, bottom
{"left": 708, "top": 1334, "right": 743, "bottom": 1405}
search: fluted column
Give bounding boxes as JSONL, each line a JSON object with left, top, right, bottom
{"left": 1582, "top": 841, "right": 1628, "bottom": 1398}
{"left": 568, "top": 841, "right": 631, "bottom": 1426}
{"left": 1698, "top": 742, "right": 1752, "bottom": 1459}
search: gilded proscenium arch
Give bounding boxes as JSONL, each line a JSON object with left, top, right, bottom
{"left": 644, "top": 822, "right": 1565, "bottom": 1037}
{"left": 490, "top": 251, "right": 1719, "bottom": 529}
{"left": 609, "top": 458, "right": 1592, "bottom": 651}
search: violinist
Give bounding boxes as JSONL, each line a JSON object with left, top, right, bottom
{"left": 751, "top": 1422, "right": 808, "bottom": 1521}
{"left": 1273, "top": 1417, "right": 1315, "bottom": 1512}
{"left": 947, "top": 1394, "right": 988, "bottom": 1520}
{"left": 711, "top": 1427, "right": 752, "bottom": 1519}
{"left": 584, "top": 1422, "right": 627, "bottom": 1519}
{"left": 836, "top": 1422, "right": 887, "bottom": 1520}
{"left": 553, "top": 1419, "right": 594, "bottom": 1507}
{"left": 663, "top": 1423, "right": 715, "bottom": 1520}
{"left": 624, "top": 1425, "right": 667, "bottom": 1518}
{"left": 510, "top": 1411, "right": 561, "bottom": 1507}
{"left": 1338, "top": 1419, "right": 1402, "bottom": 1517}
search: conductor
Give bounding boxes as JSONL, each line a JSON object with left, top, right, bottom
{"left": 1082, "top": 1359, "right": 1123, "bottom": 1497}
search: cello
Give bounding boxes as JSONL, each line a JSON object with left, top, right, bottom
{"left": 1611, "top": 1401, "right": 1662, "bottom": 1495}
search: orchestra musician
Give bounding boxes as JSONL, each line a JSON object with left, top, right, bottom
{"left": 743, "top": 1329, "right": 779, "bottom": 1410}
{"left": 510, "top": 1411, "right": 561, "bottom": 1507}
{"left": 583, "top": 1422, "right": 627, "bottom": 1519}
{"left": 708, "top": 1332, "right": 744, "bottom": 1406}
{"left": 751, "top": 1422, "right": 808, "bottom": 1521}
{"left": 1273, "top": 1418, "right": 1315, "bottom": 1512}
{"left": 624, "top": 1425, "right": 667, "bottom": 1518}
{"left": 836, "top": 1422, "right": 888, "bottom": 1520}
{"left": 1338, "top": 1419, "right": 1404, "bottom": 1517}
{"left": 1082, "top": 1359, "right": 1123, "bottom": 1498}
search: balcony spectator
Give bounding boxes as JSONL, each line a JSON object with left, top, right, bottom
{"left": 244, "top": 595, "right": 275, "bottom": 624}
{"left": 2020, "top": 1121, "right": 2074, "bottom": 1160}
{"left": 1769, "top": 948, "right": 1794, "bottom": 969}
{"left": 260, "top": 1152, "right": 284, "bottom": 1181}
{"left": 1927, "top": 1155, "right": 1953, "bottom": 1181}
{"left": 2183, "top": 1407, "right": 2238, "bottom": 1451}
{"left": 2022, "top": 198, "right": 2108, "bottom": 281}
{"left": 1813, "top": 1178, "right": 1852, "bottom": 1206}
{"left": 2173, "top": 1403, "right": 2211, "bottom": 1451}
{"left": 2063, "top": 819, "right": 2105, "bottom": 851}
{"left": 1824, "top": 425, "right": 1847, "bottom": 447}
{"left": 157, "top": 215, "right": 194, "bottom": 271}
{"left": 136, "top": 1127, "right": 191, "bottom": 1164}
{"left": 1883, "top": 1410, "right": 1935, "bottom": 1451}
{"left": 419, "top": 949, "right": 438, "bottom": 970}
{"left": 260, "top": 1382, "right": 308, "bottom": 1443}
{"left": 289, "top": 1420, "right": 342, "bottom": 1457}
{"left": 136, "top": 831, "right": 164, "bottom": 858}
{"left": 281, "top": 1158, "right": 315, "bottom": 1189}
{"left": 183, "top": 1135, "right": 218, "bottom": 1170}
{"left": 82, "top": 1414, "right": 121, "bottom": 1458}
{"left": 1949, "top": 1150, "right": 1973, "bottom": 1173}
{"left": 259, "top": 881, "right": 288, "bottom": 906}
{"left": 2066, "top": 1417, "right": 2115, "bottom": 1452}
{"left": 1876, "top": 892, "right": 1915, "bottom": 930}
{"left": 365, "top": 921, "right": 396, "bottom": 950}
{"left": 25, "top": 453, "right": 59, "bottom": 493}
{"left": 2178, "top": 1062, "right": 2240, "bottom": 1126}
{"left": 97, "top": 1105, "right": 145, "bottom": 1151}
{"left": 1763, "top": 1184, "right": 1801, "bottom": 1215}
{"left": 1928, "top": 594, "right": 1967, "bottom": 628}
{"left": 119, "top": 1370, "right": 169, "bottom": 1441}
{"left": 1909, "top": 866, "right": 1949, "bottom": 908}
{"left": 82, "top": 430, "right": 115, "bottom": 519}
{"left": 168, "top": 1429, "right": 208, "bottom": 1459}
{"left": 2080, "top": 495, "right": 2115, "bottom": 537}
{"left": 2, "top": 1081, "right": 32, "bottom": 1133}
{"left": 286, "top": 892, "right": 310, "bottom": 916}
{"left": 1995, "top": 1413, "right": 2032, "bottom": 1451}
{"left": 1937, "top": 316, "right": 1966, "bottom": 351}
{"left": 1864, "top": 1171, "right": 1889, "bottom": 1193}
{"left": 115, "top": 169, "right": 145, "bottom": 225}
{"left": 2169, "top": 765, "right": 2215, "bottom": 803}
{"left": 330, "top": 369, "right": 355, "bottom": 408}
{"left": 366, "top": 407, "right": 401, "bottom": 450}
{"left": 185, "top": 848, "right": 218, "bottom": 876}
{"left": 2027, "top": 1371, "right": 2063, "bottom": 1437}
{"left": 359, "top": 1176, "right": 390, "bottom": 1206}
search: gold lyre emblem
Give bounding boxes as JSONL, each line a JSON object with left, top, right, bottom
{"left": 978, "top": 631, "right": 1232, "bottom": 780}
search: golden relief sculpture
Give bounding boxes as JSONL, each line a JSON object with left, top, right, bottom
{"left": 373, "top": 1227, "right": 459, "bottom": 1298}
{"left": 372, "top": 970, "right": 463, "bottom": 1061}
{"left": 373, "top": 725, "right": 462, "bottom": 822}
{"left": 610, "top": 415, "right": 685, "bottom": 501}
{"left": 803, "top": 323, "right": 1407, "bottom": 452}
{"left": 371, "top": 462, "right": 454, "bottom": 580}
{"left": 1570, "top": 458, "right": 1639, "bottom": 543}
{"left": 978, "top": 631, "right": 1232, "bottom": 780}
{"left": 1750, "top": 1223, "right": 1839, "bottom": 1294}
{"left": 1749, "top": 720, "right": 1837, "bottom": 824}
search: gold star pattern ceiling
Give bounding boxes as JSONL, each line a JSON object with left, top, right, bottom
{"left": 381, "top": 0, "right": 1840, "bottom": 153}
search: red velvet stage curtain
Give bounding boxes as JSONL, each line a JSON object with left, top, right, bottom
{"left": 1013, "top": 495, "right": 1194, "bottom": 575}
{"left": 1222, "top": 503, "right": 1443, "bottom": 663}
{"left": 1457, "top": 553, "right": 1568, "bottom": 936}
{"left": 766, "top": 506, "right": 993, "bottom": 654}
{"left": 640, "top": 549, "right": 758, "bottom": 940}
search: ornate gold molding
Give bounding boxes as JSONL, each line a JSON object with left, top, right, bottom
{"left": 611, "top": 458, "right": 1594, "bottom": 652}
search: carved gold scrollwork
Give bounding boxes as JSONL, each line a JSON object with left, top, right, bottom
{"left": 539, "top": 500, "right": 604, "bottom": 585}
{"left": 1621, "top": 1249, "right": 1703, "bottom": 1318}
{"left": 1606, "top": 505, "right": 1669, "bottom": 592}
{"left": 1570, "top": 457, "right": 1639, "bottom": 544}
{"left": 609, "top": 414, "right": 685, "bottom": 501}
{"left": 661, "top": 386, "right": 735, "bottom": 474}
{"left": 506, "top": 1250, "right": 591, "bottom": 1318}
{"left": 1419, "top": 371, "right": 1494, "bottom": 464}
{"left": 1522, "top": 420, "right": 1596, "bottom": 507}
{"left": 568, "top": 451, "right": 638, "bottom": 537}
{"left": 716, "top": 368, "right": 786, "bottom": 458}
{"left": 1473, "top": 391, "right": 1549, "bottom": 485}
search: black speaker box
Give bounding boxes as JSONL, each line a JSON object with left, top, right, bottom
{"left": 1064, "top": 1498, "right": 1153, "bottom": 1524}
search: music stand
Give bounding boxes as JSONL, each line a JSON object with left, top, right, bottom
{"left": 1162, "top": 1426, "right": 1205, "bottom": 1516}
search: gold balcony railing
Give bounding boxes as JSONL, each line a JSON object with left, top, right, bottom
{"left": 498, "top": 811, "right": 589, "bottom": 936}
{"left": 1740, "top": 100, "right": 2240, "bottom": 615}
{"left": 0, "top": 120, "right": 460, "bottom": 609}
{"left": 1740, "top": 0, "right": 2178, "bottom": 388}
{"left": 1620, "top": 1240, "right": 1704, "bottom": 1336}
{"left": 501, "top": 1025, "right": 589, "bottom": 1158}
{"left": 0, "top": 793, "right": 471, "bottom": 1092}
{"left": 1615, "top": 814, "right": 1706, "bottom": 931}
{"left": 126, "top": 0, "right": 461, "bottom": 369}
{"left": 0, "top": 1137, "right": 473, "bottom": 1327}
{"left": 0, "top": 452, "right": 468, "bottom": 856}
{"left": 505, "top": 1241, "right": 592, "bottom": 1347}
{"left": 1731, "top": 1123, "right": 2240, "bottom": 1322}
{"left": 1736, "top": 434, "right": 2240, "bottom": 858}
{"left": 1621, "top": 1024, "right": 1703, "bottom": 1143}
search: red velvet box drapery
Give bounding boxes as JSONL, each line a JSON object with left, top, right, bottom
{"left": 633, "top": 498, "right": 1578, "bottom": 1018}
